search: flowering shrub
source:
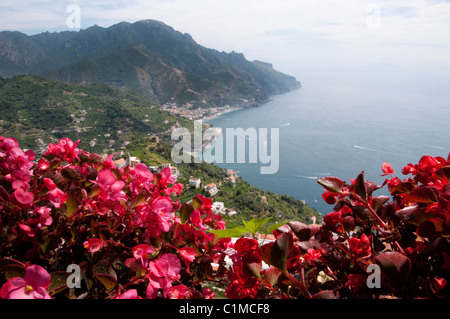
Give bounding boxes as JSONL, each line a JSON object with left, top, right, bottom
{"left": 1, "top": 135, "right": 449, "bottom": 299}
{"left": 221, "top": 158, "right": 450, "bottom": 299}
{"left": 0, "top": 136, "right": 230, "bottom": 299}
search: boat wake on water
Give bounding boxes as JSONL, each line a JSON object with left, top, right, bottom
{"left": 353, "top": 145, "right": 392, "bottom": 154}
{"left": 297, "top": 172, "right": 331, "bottom": 180}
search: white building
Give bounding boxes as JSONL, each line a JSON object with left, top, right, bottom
{"left": 188, "top": 177, "right": 201, "bottom": 188}
{"left": 204, "top": 183, "right": 219, "bottom": 196}
{"left": 212, "top": 202, "right": 225, "bottom": 214}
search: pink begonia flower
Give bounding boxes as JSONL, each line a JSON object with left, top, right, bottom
{"left": 18, "top": 223, "right": 35, "bottom": 238}
{"left": 43, "top": 138, "right": 80, "bottom": 162}
{"left": 0, "top": 265, "right": 51, "bottom": 299}
{"left": 202, "top": 288, "right": 215, "bottom": 299}
{"left": 47, "top": 188, "right": 67, "bottom": 209}
{"left": 167, "top": 285, "right": 190, "bottom": 299}
{"left": 43, "top": 177, "right": 57, "bottom": 190}
{"left": 178, "top": 247, "right": 198, "bottom": 273}
{"left": 43, "top": 178, "right": 67, "bottom": 208}
{"left": 190, "top": 210, "right": 206, "bottom": 230}
{"left": 37, "top": 158, "right": 49, "bottom": 170}
{"left": 114, "top": 289, "right": 143, "bottom": 299}
{"left": 12, "top": 179, "right": 29, "bottom": 191}
{"left": 102, "top": 154, "right": 115, "bottom": 169}
{"left": 94, "top": 169, "right": 126, "bottom": 201}
{"left": 146, "top": 254, "right": 181, "bottom": 299}
{"left": 140, "top": 196, "right": 174, "bottom": 238}
{"left": 129, "top": 163, "right": 153, "bottom": 194}
{"left": 150, "top": 196, "right": 174, "bottom": 231}
{"left": 179, "top": 247, "right": 197, "bottom": 263}
{"left": 132, "top": 244, "right": 155, "bottom": 268}
{"left": 155, "top": 167, "right": 175, "bottom": 188}
{"left": 27, "top": 206, "right": 53, "bottom": 229}
{"left": 83, "top": 238, "right": 104, "bottom": 253}
{"left": 10, "top": 188, "right": 34, "bottom": 209}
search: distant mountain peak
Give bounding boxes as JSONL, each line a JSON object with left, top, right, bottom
{"left": 0, "top": 20, "right": 300, "bottom": 107}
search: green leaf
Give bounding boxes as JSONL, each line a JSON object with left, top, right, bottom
{"left": 39, "top": 235, "right": 62, "bottom": 255}
{"left": 208, "top": 226, "right": 248, "bottom": 238}
{"left": 94, "top": 273, "right": 117, "bottom": 291}
{"left": 180, "top": 203, "right": 194, "bottom": 225}
{"left": 48, "top": 271, "right": 70, "bottom": 296}
{"left": 192, "top": 195, "right": 203, "bottom": 210}
{"left": 93, "top": 258, "right": 117, "bottom": 291}
{"left": 5, "top": 264, "right": 25, "bottom": 281}
{"left": 243, "top": 217, "right": 272, "bottom": 235}
{"left": 66, "top": 195, "right": 79, "bottom": 217}
{"left": 89, "top": 185, "right": 102, "bottom": 198}
{"left": 133, "top": 191, "right": 147, "bottom": 208}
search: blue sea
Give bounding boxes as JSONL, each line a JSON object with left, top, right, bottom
{"left": 206, "top": 73, "right": 450, "bottom": 215}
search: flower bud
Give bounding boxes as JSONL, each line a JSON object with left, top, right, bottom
{"left": 342, "top": 216, "right": 355, "bottom": 232}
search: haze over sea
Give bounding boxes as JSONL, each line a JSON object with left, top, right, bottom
{"left": 207, "top": 70, "right": 450, "bottom": 215}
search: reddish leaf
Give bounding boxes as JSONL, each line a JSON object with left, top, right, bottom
{"left": 389, "top": 181, "right": 415, "bottom": 195}
{"left": 263, "top": 267, "right": 282, "bottom": 287}
{"left": 405, "top": 186, "right": 439, "bottom": 204}
{"left": 418, "top": 219, "right": 444, "bottom": 238}
{"left": 288, "top": 221, "right": 318, "bottom": 241}
{"left": 311, "top": 290, "right": 338, "bottom": 299}
{"left": 260, "top": 232, "right": 293, "bottom": 271}
{"left": 371, "top": 195, "right": 390, "bottom": 212}
{"left": 317, "top": 176, "right": 345, "bottom": 194}
{"left": 375, "top": 252, "right": 411, "bottom": 288}
{"left": 245, "top": 262, "right": 262, "bottom": 279}
{"left": 435, "top": 166, "right": 450, "bottom": 181}
{"left": 353, "top": 171, "right": 368, "bottom": 200}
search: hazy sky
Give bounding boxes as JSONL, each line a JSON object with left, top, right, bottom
{"left": 1, "top": 0, "right": 449, "bottom": 85}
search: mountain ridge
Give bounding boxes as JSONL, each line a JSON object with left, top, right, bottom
{"left": 0, "top": 19, "right": 301, "bottom": 108}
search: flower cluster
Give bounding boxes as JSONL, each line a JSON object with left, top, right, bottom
{"left": 1, "top": 135, "right": 449, "bottom": 299}
{"left": 222, "top": 158, "right": 450, "bottom": 299}
{"left": 0, "top": 136, "right": 230, "bottom": 299}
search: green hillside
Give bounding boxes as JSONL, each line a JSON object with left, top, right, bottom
{"left": 0, "top": 75, "right": 191, "bottom": 154}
